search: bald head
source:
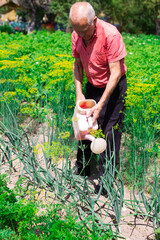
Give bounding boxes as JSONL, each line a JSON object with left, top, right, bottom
{"left": 69, "top": 2, "right": 95, "bottom": 26}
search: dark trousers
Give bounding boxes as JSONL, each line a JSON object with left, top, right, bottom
{"left": 76, "top": 75, "right": 127, "bottom": 175}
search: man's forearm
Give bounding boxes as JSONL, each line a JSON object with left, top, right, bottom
{"left": 98, "top": 73, "right": 121, "bottom": 108}
{"left": 73, "top": 59, "right": 85, "bottom": 101}
{"left": 98, "top": 61, "right": 121, "bottom": 108}
{"left": 87, "top": 61, "right": 121, "bottom": 123}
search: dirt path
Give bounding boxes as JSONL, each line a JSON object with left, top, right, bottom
{"left": 119, "top": 187, "right": 154, "bottom": 240}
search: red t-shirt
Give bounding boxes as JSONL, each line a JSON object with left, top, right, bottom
{"left": 72, "top": 19, "right": 127, "bottom": 88}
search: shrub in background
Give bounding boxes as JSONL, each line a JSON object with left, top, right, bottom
{"left": 0, "top": 24, "right": 15, "bottom": 34}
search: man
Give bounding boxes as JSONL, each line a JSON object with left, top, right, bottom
{"left": 69, "top": 2, "right": 127, "bottom": 177}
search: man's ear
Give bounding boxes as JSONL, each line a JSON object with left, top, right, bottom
{"left": 94, "top": 16, "right": 97, "bottom": 25}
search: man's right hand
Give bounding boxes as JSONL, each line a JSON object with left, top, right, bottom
{"left": 76, "top": 94, "right": 85, "bottom": 103}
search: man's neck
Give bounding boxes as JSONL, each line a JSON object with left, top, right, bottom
{"left": 83, "top": 39, "right": 89, "bottom": 46}
{"left": 83, "top": 26, "right": 97, "bottom": 46}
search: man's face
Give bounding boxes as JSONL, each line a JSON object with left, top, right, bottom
{"left": 70, "top": 17, "right": 97, "bottom": 41}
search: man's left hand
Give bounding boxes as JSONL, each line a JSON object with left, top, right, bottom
{"left": 87, "top": 102, "right": 103, "bottom": 124}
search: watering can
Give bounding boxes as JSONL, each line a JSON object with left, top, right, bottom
{"left": 72, "top": 99, "right": 106, "bottom": 154}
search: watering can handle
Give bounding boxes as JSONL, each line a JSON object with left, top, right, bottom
{"left": 86, "top": 110, "right": 93, "bottom": 128}
{"left": 87, "top": 116, "right": 93, "bottom": 129}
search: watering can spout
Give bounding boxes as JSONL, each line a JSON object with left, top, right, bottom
{"left": 83, "top": 134, "right": 95, "bottom": 142}
{"left": 84, "top": 134, "right": 106, "bottom": 154}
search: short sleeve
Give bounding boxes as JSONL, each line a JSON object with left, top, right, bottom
{"left": 106, "top": 34, "right": 127, "bottom": 63}
{"left": 72, "top": 31, "right": 80, "bottom": 58}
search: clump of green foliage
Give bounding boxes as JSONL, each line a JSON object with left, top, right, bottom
{"left": 0, "top": 24, "right": 15, "bottom": 34}
{"left": 0, "top": 174, "right": 38, "bottom": 239}
{"left": 0, "top": 174, "right": 114, "bottom": 240}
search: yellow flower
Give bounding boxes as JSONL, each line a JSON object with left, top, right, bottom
{"left": 58, "top": 131, "right": 70, "bottom": 139}
{"left": 0, "top": 79, "right": 6, "bottom": 84}
{"left": 113, "top": 123, "right": 119, "bottom": 130}
{"left": 0, "top": 49, "right": 16, "bottom": 58}
{"left": 2, "top": 91, "right": 16, "bottom": 102}
{"left": 43, "top": 141, "right": 72, "bottom": 163}
{"left": 28, "top": 88, "right": 38, "bottom": 95}
{"left": 0, "top": 60, "right": 24, "bottom": 70}
{"left": 33, "top": 144, "right": 44, "bottom": 156}
{"left": 16, "top": 88, "right": 30, "bottom": 98}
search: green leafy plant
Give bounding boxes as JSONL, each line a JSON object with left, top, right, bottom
{"left": 0, "top": 174, "right": 38, "bottom": 238}
{"left": 132, "top": 172, "right": 160, "bottom": 231}
{"left": 0, "top": 174, "right": 115, "bottom": 239}
{"left": 155, "top": 228, "right": 160, "bottom": 240}
{"left": 0, "top": 24, "right": 15, "bottom": 34}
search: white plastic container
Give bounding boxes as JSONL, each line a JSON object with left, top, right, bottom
{"left": 72, "top": 99, "right": 106, "bottom": 154}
